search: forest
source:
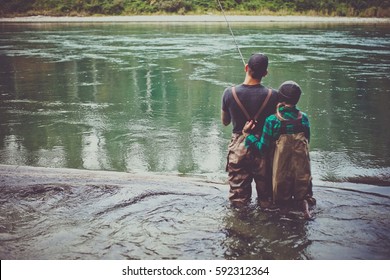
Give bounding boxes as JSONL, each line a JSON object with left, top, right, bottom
{"left": 1, "top": 0, "right": 389, "bottom": 17}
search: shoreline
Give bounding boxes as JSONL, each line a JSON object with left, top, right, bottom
{"left": 0, "top": 164, "right": 218, "bottom": 189}
{"left": 1, "top": 15, "right": 390, "bottom": 24}
{"left": 1, "top": 164, "right": 389, "bottom": 197}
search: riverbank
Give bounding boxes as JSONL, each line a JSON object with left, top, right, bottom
{"left": 1, "top": 15, "right": 390, "bottom": 24}
{"left": 0, "top": 164, "right": 218, "bottom": 189}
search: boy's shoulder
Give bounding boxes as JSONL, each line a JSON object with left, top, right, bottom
{"left": 265, "top": 113, "right": 280, "bottom": 123}
{"left": 300, "top": 110, "right": 309, "bottom": 120}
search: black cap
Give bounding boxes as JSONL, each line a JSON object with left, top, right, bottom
{"left": 278, "top": 81, "right": 302, "bottom": 105}
{"left": 247, "top": 53, "right": 268, "bottom": 80}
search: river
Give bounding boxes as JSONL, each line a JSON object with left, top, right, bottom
{"left": 0, "top": 21, "right": 389, "bottom": 260}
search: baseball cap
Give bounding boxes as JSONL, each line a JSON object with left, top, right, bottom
{"left": 278, "top": 81, "right": 302, "bottom": 105}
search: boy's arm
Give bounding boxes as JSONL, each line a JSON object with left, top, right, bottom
{"left": 302, "top": 113, "right": 310, "bottom": 142}
{"left": 245, "top": 119, "right": 275, "bottom": 154}
{"left": 245, "top": 134, "right": 269, "bottom": 156}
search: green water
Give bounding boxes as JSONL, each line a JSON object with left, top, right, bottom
{"left": 1, "top": 22, "right": 390, "bottom": 261}
{"left": 0, "top": 22, "right": 389, "bottom": 184}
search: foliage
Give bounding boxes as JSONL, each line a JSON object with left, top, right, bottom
{"left": 1, "top": 0, "right": 389, "bottom": 17}
{"left": 0, "top": 0, "right": 35, "bottom": 14}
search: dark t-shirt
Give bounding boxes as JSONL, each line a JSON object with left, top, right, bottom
{"left": 222, "top": 84, "right": 278, "bottom": 134}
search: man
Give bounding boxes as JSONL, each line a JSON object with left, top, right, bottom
{"left": 221, "top": 53, "right": 278, "bottom": 207}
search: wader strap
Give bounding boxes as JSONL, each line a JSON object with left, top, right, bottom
{"left": 232, "top": 86, "right": 251, "bottom": 120}
{"left": 279, "top": 119, "right": 306, "bottom": 135}
{"left": 254, "top": 89, "right": 272, "bottom": 120}
{"left": 231, "top": 87, "right": 272, "bottom": 121}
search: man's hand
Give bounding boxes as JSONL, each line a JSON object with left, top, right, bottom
{"left": 242, "top": 120, "right": 256, "bottom": 136}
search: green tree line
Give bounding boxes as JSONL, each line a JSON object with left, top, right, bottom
{"left": 1, "top": 0, "right": 389, "bottom": 17}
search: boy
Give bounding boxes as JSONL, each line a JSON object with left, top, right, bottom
{"left": 243, "top": 81, "right": 315, "bottom": 219}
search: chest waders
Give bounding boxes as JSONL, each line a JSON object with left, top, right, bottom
{"left": 272, "top": 112, "right": 314, "bottom": 205}
{"left": 227, "top": 87, "right": 272, "bottom": 206}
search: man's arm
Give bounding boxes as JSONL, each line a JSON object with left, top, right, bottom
{"left": 221, "top": 110, "right": 231, "bottom": 126}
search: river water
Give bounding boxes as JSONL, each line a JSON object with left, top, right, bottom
{"left": 0, "top": 22, "right": 389, "bottom": 260}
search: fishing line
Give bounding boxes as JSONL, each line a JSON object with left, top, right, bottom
{"left": 216, "top": 0, "right": 246, "bottom": 66}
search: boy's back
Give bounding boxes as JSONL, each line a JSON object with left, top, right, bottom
{"left": 271, "top": 106, "right": 313, "bottom": 205}
{"left": 244, "top": 81, "right": 316, "bottom": 218}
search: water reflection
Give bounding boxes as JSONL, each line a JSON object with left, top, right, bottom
{"left": 0, "top": 23, "right": 389, "bottom": 183}
{"left": 222, "top": 206, "right": 310, "bottom": 260}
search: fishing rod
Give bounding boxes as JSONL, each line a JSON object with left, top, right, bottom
{"left": 216, "top": 0, "right": 246, "bottom": 66}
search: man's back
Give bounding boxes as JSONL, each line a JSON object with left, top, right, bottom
{"left": 222, "top": 84, "right": 278, "bottom": 134}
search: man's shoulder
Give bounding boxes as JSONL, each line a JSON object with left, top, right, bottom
{"left": 235, "top": 84, "right": 276, "bottom": 95}
{"left": 260, "top": 86, "right": 278, "bottom": 102}
{"left": 269, "top": 89, "right": 278, "bottom": 104}
{"left": 222, "top": 85, "right": 234, "bottom": 96}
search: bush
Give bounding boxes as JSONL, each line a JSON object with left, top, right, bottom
{"left": 153, "top": 0, "right": 193, "bottom": 13}
{"left": 0, "top": 0, "right": 388, "bottom": 17}
{"left": 0, "top": 0, "right": 35, "bottom": 16}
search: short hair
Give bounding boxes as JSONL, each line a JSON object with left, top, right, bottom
{"left": 247, "top": 53, "right": 268, "bottom": 80}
